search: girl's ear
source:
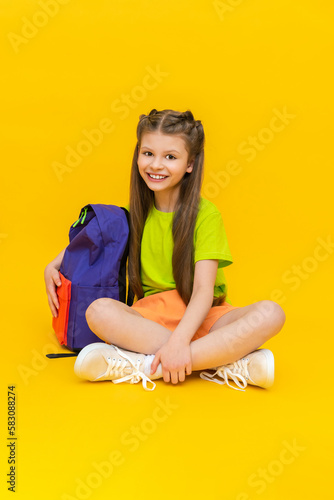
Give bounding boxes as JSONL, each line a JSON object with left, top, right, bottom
{"left": 187, "top": 158, "right": 195, "bottom": 173}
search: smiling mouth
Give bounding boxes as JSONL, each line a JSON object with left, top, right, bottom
{"left": 147, "top": 173, "right": 168, "bottom": 180}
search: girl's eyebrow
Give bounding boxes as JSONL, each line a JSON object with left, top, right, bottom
{"left": 140, "top": 146, "right": 180, "bottom": 154}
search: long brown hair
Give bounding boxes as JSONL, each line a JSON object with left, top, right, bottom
{"left": 128, "top": 108, "right": 226, "bottom": 307}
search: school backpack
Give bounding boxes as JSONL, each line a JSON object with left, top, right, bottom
{"left": 49, "top": 204, "right": 134, "bottom": 357}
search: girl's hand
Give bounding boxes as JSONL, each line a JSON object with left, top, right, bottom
{"left": 150, "top": 338, "right": 192, "bottom": 384}
{"left": 44, "top": 264, "right": 62, "bottom": 318}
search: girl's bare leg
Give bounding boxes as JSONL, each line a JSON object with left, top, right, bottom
{"left": 191, "top": 300, "right": 285, "bottom": 369}
{"left": 85, "top": 298, "right": 286, "bottom": 370}
{"left": 86, "top": 298, "right": 172, "bottom": 353}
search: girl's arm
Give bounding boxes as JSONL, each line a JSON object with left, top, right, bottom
{"left": 48, "top": 248, "right": 66, "bottom": 270}
{"left": 150, "top": 259, "right": 219, "bottom": 382}
{"left": 170, "top": 259, "right": 219, "bottom": 343}
{"left": 44, "top": 247, "right": 67, "bottom": 317}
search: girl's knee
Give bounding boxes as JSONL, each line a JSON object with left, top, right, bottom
{"left": 256, "top": 300, "right": 286, "bottom": 335}
{"left": 85, "top": 297, "right": 118, "bottom": 327}
{"left": 264, "top": 300, "right": 285, "bottom": 325}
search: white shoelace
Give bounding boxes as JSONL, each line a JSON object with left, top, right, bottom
{"left": 199, "top": 357, "right": 254, "bottom": 392}
{"left": 96, "top": 344, "right": 156, "bottom": 391}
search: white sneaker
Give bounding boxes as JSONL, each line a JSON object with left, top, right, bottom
{"left": 74, "top": 343, "right": 162, "bottom": 391}
{"left": 199, "top": 349, "right": 275, "bottom": 391}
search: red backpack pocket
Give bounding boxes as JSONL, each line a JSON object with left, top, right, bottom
{"left": 52, "top": 272, "right": 72, "bottom": 346}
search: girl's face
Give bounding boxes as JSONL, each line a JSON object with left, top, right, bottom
{"left": 137, "top": 131, "right": 194, "bottom": 203}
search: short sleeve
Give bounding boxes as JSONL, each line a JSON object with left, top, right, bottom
{"left": 194, "top": 211, "right": 233, "bottom": 268}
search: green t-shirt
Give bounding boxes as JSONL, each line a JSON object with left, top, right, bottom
{"left": 124, "top": 197, "right": 233, "bottom": 304}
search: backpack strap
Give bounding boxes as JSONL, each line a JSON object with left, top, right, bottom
{"left": 120, "top": 206, "right": 135, "bottom": 307}
{"left": 126, "top": 284, "right": 135, "bottom": 307}
{"left": 46, "top": 352, "right": 79, "bottom": 358}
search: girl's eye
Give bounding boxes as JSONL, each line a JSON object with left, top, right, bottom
{"left": 142, "top": 152, "right": 176, "bottom": 160}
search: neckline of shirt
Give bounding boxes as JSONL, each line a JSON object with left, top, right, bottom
{"left": 152, "top": 203, "right": 175, "bottom": 216}
{"left": 151, "top": 196, "right": 207, "bottom": 216}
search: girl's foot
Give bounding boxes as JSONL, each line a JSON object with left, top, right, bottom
{"left": 74, "top": 343, "right": 162, "bottom": 391}
{"left": 199, "top": 349, "right": 275, "bottom": 391}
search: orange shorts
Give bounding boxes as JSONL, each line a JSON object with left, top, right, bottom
{"left": 130, "top": 289, "right": 240, "bottom": 342}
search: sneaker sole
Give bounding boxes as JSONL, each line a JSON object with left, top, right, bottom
{"left": 74, "top": 342, "right": 111, "bottom": 378}
{"left": 257, "top": 348, "right": 275, "bottom": 388}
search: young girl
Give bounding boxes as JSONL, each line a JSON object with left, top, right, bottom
{"left": 44, "top": 108, "right": 286, "bottom": 391}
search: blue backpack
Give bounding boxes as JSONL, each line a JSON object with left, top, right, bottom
{"left": 49, "top": 204, "right": 134, "bottom": 357}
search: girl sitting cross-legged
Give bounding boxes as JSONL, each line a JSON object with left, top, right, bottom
{"left": 45, "top": 108, "right": 286, "bottom": 391}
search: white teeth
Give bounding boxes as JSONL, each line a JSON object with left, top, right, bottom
{"left": 148, "top": 174, "right": 167, "bottom": 179}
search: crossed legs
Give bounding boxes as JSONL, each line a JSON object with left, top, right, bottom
{"left": 85, "top": 298, "right": 286, "bottom": 371}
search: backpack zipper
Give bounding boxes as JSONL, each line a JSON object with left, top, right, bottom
{"left": 72, "top": 206, "right": 88, "bottom": 227}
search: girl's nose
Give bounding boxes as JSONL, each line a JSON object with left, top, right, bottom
{"left": 150, "top": 156, "right": 164, "bottom": 169}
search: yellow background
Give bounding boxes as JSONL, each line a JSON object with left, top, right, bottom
{"left": 1, "top": 0, "right": 333, "bottom": 498}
